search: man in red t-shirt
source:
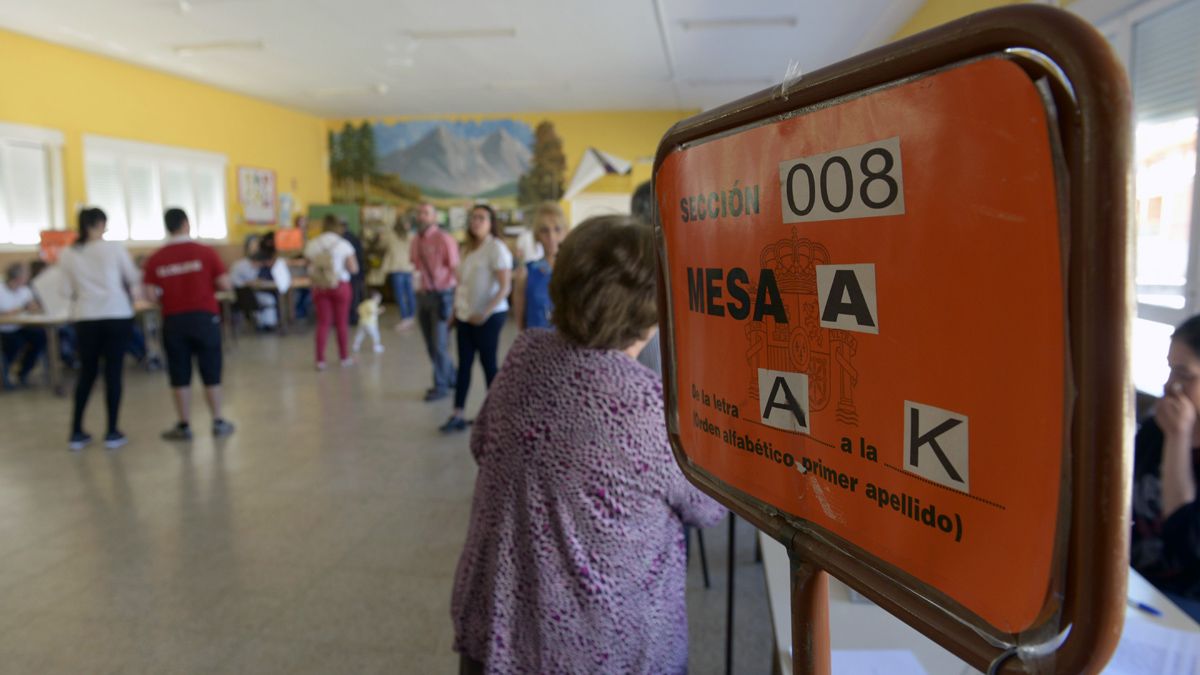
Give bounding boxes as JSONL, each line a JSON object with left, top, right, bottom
{"left": 142, "top": 209, "right": 235, "bottom": 440}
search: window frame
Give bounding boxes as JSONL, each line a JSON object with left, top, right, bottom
{"left": 0, "top": 121, "right": 66, "bottom": 250}
{"left": 1077, "top": 0, "right": 1200, "bottom": 328}
{"left": 82, "top": 135, "right": 229, "bottom": 244}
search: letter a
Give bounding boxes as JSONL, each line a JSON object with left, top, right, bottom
{"left": 757, "top": 369, "right": 810, "bottom": 433}
{"left": 816, "top": 264, "right": 879, "bottom": 334}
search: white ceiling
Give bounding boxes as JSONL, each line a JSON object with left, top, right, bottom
{"left": 1, "top": 0, "right": 922, "bottom": 117}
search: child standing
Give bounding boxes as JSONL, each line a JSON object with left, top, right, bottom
{"left": 353, "top": 290, "right": 385, "bottom": 353}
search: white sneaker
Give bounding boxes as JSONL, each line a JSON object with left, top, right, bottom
{"left": 374, "top": 344, "right": 385, "bottom": 353}
{"left": 341, "top": 358, "right": 354, "bottom": 367}
{"left": 316, "top": 361, "right": 327, "bottom": 371}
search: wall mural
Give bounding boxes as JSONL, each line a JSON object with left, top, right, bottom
{"left": 329, "top": 118, "right": 564, "bottom": 210}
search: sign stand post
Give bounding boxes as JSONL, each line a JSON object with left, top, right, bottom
{"left": 653, "top": 6, "right": 1131, "bottom": 673}
{"left": 791, "top": 558, "right": 830, "bottom": 675}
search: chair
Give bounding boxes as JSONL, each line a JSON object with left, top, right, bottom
{"left": 686, "top": 525, "right": 711, "bottom": 589}
{"left": 232, "top": 287, "right": 262, "bottom": 337}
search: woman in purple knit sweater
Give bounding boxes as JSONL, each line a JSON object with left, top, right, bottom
{"left": 451, "top": 215, "right": 727, "bottom": 674}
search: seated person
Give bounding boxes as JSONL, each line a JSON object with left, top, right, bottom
{"left": 1133, "top": 314, "right": 1200, "bottom": 622}
{"left": 28, "top": 260, "right": 78, "bottom": 370}
{"left": 229, "top": 233, "right": 291, "bottom": 330}
{"left": 0, "top": 262, "right": 47, "bottom": 389}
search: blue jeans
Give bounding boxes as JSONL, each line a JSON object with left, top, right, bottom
{"left": 388, "top": 272, "right": 416, "bottom": 320}
{"left": 454, "top": 311, "right": 506, "bottom": 409}
{"left": 1, "top": 328, "right": 47, "bottom": 386}
{"left": 417, "top": 290, "right": 456, "bottom": 392}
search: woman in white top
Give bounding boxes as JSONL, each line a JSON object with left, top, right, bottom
{"left": 441, "top": 204, "right": 512, "bottom": 433}
{"left": 58, "top": 207, "right": 141, "bottom": 451}
{"left": 381, "top": 215, "right": 416, "bottom": 332}
{"left": 304, "top": 215, "right": 359, "bottom": 369}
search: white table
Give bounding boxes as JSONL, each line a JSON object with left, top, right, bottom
{"left": 759, "top": 531, "right": 1200, "bottom": 674}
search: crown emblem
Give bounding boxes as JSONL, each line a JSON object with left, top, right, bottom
{"left": 758, "top": 228, "right": 829, "bottom": 294}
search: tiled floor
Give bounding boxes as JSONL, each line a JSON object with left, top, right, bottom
{"left": 0, "top": 324, "right": 770, "bottom": 674}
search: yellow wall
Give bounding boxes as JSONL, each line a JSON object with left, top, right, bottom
{"left": 892, "top": 0, "right": 1042, "bottom": 40}
{"left": 328, "top": 109, "right": 696, "bottom": 212}
{"left": 0, "top": 28, "right": 329, "bottom": 243}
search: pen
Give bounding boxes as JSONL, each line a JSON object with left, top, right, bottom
{"left": 1127, "top": 599, "right": 1163, "bottom": 617}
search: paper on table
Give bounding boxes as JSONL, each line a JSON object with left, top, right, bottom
{"left": 831, "top": 649, "right": 928, "bottom": 675}
{"left": 1102, "top": 614, "right": 1200, "bottom": 675}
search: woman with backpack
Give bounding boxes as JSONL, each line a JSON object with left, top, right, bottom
{"left": 304, "top": 215, "right": 359, "bottom": 370}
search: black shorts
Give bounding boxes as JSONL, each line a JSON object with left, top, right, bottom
{"left": 163, "top": 311, "right": 222, "bottom": 388}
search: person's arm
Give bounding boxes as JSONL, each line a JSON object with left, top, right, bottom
{"left": 512, "top": 269, "right": 527, "bottom": 330}
{"left": 211, "top": 249, "right": 233, "bottom": 292}
{"left": 118, "top": 246, "right": 145, "bottom": 302}
{"left": 409, "top": 240, "right": 422, "bottom": 291}
{"left": 444, "top": 232, "right": 461, "bottom": 275}
{"left": 1156, "top": 392, "right": 1198, "bottom": 518}
{"left": 273, "top": 259, "right": 292, "bottom": 293}
{"left": 470, "top": 269, "right": 512, "bottom": 326}
{"left": 468, "top": 243, "right": 513, "bottom": 325}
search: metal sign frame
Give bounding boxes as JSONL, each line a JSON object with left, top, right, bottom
{"left": 653, "top": 7, "right": 1131, "bottom": 674}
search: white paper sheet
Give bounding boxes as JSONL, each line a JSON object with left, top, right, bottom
{"left": 1102, "top": 614, "right": 1200, "bottom": 675}
{"left": 831, "top": 649, "right": 928, "bottom": 675}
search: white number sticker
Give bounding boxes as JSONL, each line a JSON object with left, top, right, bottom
{"left": 779, "top": 137, "right": 905, "bottom": 223}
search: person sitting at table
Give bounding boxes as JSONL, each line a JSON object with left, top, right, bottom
{"left": 229, "top": 233, "right": 291, "bottom": 331}
{"left": 29, "top": 260, "right": 79, "bottom": 371}
{"left": 0, "top": 262, "right": 47, "bottom": 390}
{"left": 451, "top": 215, "right": 727, "bottom": 674}
{"left": 1133, "top": 313, "right": 1200, "bottom": 622}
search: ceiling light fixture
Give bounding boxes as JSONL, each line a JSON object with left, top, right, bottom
{"left": 404, "top": 27, "right": 516, "bottom": 40}
{"left": 172, "top": 39, "right": 265, "bottom": 56}
{"left": 679, "top": 16, "right": 797, "bottom": 31}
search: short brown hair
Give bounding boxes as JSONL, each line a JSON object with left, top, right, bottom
{"left": 551, "top": 215, "right": 658, "bottom": 350}
{"left": 531, "top": 202, "right": 565, "bottom": 235}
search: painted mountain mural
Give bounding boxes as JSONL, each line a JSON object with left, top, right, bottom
{"left": 376, "top": 121, "right": 533, "bottom": 198}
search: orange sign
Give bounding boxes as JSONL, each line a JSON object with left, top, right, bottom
{"left": 657, "top": 56, "right": 1065, "bottom": 633}
{"left": 39, "top": 230, "right": 77, "bottom": 264}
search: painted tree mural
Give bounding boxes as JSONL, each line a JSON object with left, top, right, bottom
{"left": 518, "top": 121, "right": 566, "bottom": 205}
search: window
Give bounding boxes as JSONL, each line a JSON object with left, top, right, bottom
{"left": 0, "top": 122, "right": 66, "bottom": 246}
{"left": 83, "top": 136, "right": 228, "bottom": 242}
{"left": 1080, "top": 0, "right": 1200, "bottom": 392}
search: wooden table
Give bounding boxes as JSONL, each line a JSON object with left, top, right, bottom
{"left": 246, "top": 277, "right": 311, "bottom": 334}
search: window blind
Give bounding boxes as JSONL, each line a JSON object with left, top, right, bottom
{"left": 1132, "top": 0, "right": 1200, "bottom": 124}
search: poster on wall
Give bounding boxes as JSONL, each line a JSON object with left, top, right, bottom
{"left": 238, "top": 166, "right": 277, "bottom": 224}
